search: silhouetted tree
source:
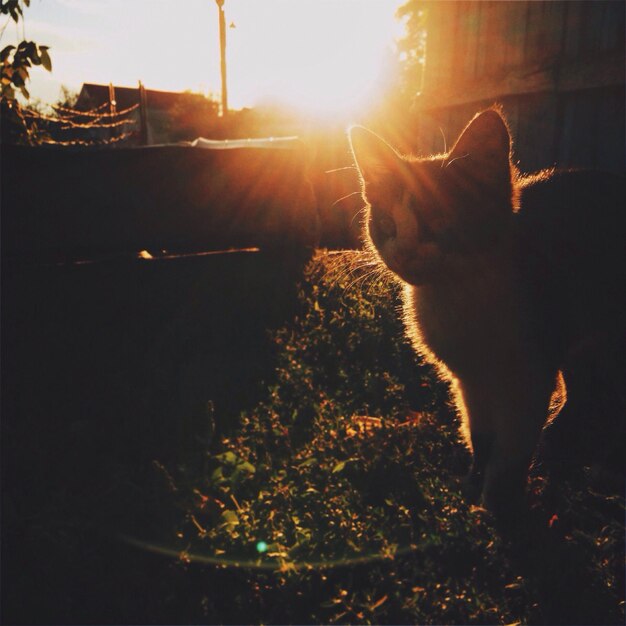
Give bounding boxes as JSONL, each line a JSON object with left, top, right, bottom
{"left": 1, "top": 0, "right": 52, "bottom": 143}
{"left": 1, "top": 0, "right": 51, "bottom": 101}
{"left": 395, "top": 0, "right": 427, "bottom": 102}
{"left": 57, "top": 84, "right": 78, "bottom": 109}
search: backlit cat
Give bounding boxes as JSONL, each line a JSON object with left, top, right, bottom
{"left": 350, "top": 109, "right": 625, "bottom": 519}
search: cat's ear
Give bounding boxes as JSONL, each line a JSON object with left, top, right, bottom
{"left": 446, "top": 110, "right": 511, "bottom": 181}
{"left": 349, "top": 126, "right": 402, "bottom": 186}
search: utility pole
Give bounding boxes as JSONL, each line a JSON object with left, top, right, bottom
{"left": 215, "top": 0, "right": 228, "bottom": 116}
{"left": 138, "top": 80, "right": 149, "bottom": 145}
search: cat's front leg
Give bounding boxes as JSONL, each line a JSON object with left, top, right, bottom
{"left": 458, "top": 366, "right": 559, "bottom": 522}
{"left": 452, "top": 378, "right": 495, "bottom": 502}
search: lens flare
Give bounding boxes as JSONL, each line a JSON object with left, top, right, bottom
{"left": 122, "top": 534, "right": 419, "bottom": 572}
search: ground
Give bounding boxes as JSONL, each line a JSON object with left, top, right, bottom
{"left": 2, "top": 250, "right": 623, "bottom": 624}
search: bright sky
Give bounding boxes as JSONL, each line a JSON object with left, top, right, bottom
{"left": 2, "top": 0, "right": 404, "bottom": 117}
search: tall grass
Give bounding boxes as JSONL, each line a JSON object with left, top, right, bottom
{"left": 151, "top": 251, "right": 623, "bottom": 624}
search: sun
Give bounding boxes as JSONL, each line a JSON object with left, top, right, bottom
{"left": 7, "top": 0, "right": 403, "bottom": 120}
{"left": 226, "top": 0, "right": 403, "bottom": 119}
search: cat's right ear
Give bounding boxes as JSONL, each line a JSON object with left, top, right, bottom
{"left": 349, "top": 126, "right": 402, "bottom": 186}
{"left": 445, "top": 109, "right": 512, "bottom": 183}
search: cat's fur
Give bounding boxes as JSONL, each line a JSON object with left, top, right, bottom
{"left": 350, "top": 109, "right": 625, "bottom": 518}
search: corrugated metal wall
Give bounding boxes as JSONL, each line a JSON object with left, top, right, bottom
{"left": 413, "top": 1, "right": 625, "bottom": 173}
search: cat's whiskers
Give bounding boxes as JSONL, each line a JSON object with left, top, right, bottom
{"left": 325, "top": 246, "right": 394, "bottom": 296}
{"left": 321, "top": 249, "right": 372, "bottom": 288}
{"left": 444, "top": 152, "right": 470, "bottom": 168}
{"left": 346, "top": 267, "right": 383, "bottom": 293}
{"left": 349, "top": 204, "right": 368, "bottom": 230}
{"left": 330, "top": 191, "right": 362, "bottom": 209}
{"left": 345, "top": 250, "right": 396, "bottom": 294}
{"left": 324, "top": 166, "right": 358, "bottom": 174}
{"left": 439, "top": 127, "right": 447, "bottom": 153}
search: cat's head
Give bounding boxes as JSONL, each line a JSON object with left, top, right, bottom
{"left": 350, "top": 109, "right": 515, "bottom": 285}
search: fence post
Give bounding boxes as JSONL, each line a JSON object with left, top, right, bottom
{"left": 215, "top": 0, "right": 228, "bottom": 117}
{"left": 108, "top": 83, "right": 117, "bottom": 142}
{"left": 138, "top": 80, "right": 149, "bottom": 145}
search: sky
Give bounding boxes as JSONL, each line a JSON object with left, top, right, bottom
{"left": 2, "top": 0, "right": 405, "bottom": 117}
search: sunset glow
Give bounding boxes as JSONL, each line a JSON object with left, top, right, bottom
{"left": 4, "top": 0, "right": 404, "bottom": 117}
{"left": 225, "top": 1, "right": 403, "bottom": 118}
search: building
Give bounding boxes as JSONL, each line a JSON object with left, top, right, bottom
{"left": 75, "top": 83, "right": 219, "bottom": 145}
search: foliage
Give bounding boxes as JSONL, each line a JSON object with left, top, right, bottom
{"left": 57, "top": 84, "right": 78, "bottom": 109}
{"left": 1, "top": 38, "right": 50, "bottom": 100}
{"left": 3, "top": 251, "right": 623, "bottom": 623}
{"left": 395, "top": 0, "right": 427, "bottom": 100}
{"left": 159, "top": 91, "right": 221, "bottom": 142}
{"left": 159, "top": 253, "right": 546, "bottom": 624}
{"left": 1, "top": 0, "right": 52, "bottom": 144}
{"left": 1, "top": 0, "right": 51, "bottom": 101}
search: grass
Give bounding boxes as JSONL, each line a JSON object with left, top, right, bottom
{"left": 147, "top": 252, "right": 624, "bottom": 625}
{"left": 2, "top": 250, "right": 623, "bottom": 624}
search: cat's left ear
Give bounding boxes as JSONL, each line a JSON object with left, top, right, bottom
{"left": 446, "top": 109, "right": 512, "bottom": 181}
{"left": 349, "top": 126, "right": 402, "bottom": 186}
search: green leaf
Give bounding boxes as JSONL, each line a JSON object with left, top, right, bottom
{"left": 298, "top": 457, "right": 318, "bottom": 468}
{"left": 214, "top": 451, "right": 237, "bottom": 465}
{"left": 236, "top": 461, "right": 256, "bottom": 474}
{"left": 332, "top": 460, "right": 346, "bottom": 473}
{"left": 220, "top": 509, "right": 239, "bottom": 527}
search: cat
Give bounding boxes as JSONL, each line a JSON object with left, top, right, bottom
{"left": 349, "top": 108, "right": 626, "bottom": 520}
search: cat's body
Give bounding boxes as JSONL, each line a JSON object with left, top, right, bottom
{"left": 350, "top": 110, "right": 625, "bottom": 518}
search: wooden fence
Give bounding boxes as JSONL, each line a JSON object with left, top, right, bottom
{"left": 413, "top": 0, "right": 625, "bottom": 173}
{"left": 2, "top": 141, "right": 320, "bottom": 260}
